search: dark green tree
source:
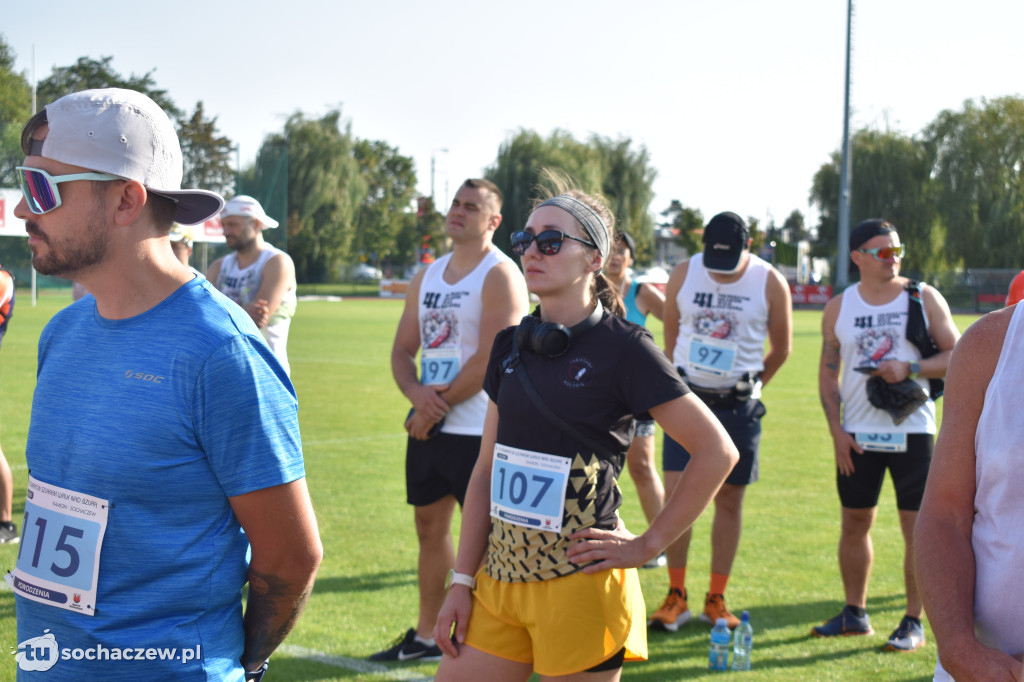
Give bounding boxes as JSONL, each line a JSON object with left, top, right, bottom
{"left": 352, "top": 139, "right": 417, "bottom": 269}
{"left": 485, "top": 129, "right": 601, "bottom": 258}
{"left": 485, "top": 129, "right": 657, "bottom": 262}
{"left": 810, "top": 127, "right": 941, "bottom": 279}
{"left": 178, "top": 101, "right": 235, "bottom": 196}
{"left": 590, "top": 135, "right": 657, "bottom": 264}
{"left": 660, "top": 200, "right": 703, "bottom": 257}
{"left": 37, "top": 56, "right": 181, "bottom": 117}
{"left": 0, "top": 34, "right": 31, "bottom": 186}
{"left": 256, "top": 110, "right": 365, "bottom": 283}
{"left": 925, "top": 96, "right": 1024, "bottom": 269}
{"left": 781, "top": 210, "right": 808, "bottom": 243}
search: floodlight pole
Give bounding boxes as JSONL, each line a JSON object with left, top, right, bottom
{"left": 836, "top": 0, "right": 854, "bottom": 288}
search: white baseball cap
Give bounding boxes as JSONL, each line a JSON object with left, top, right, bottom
{"left": 169, "top": 224, "right": 194, "bottom": 248}
{"left": 29, "top": 88, "right": 224, "bottom": 226}
{"left": 220, "top": 195, "right": 279, "bottom": 229}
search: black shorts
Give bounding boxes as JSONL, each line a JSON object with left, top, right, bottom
{"left": 836, "top": 433, "right": 933, "bottom": 510}
{"left": 663, "top": 399, "right": 765, "bottom": 486}
{"left": 405, "top": 432, "right": 481, "bottom": 507}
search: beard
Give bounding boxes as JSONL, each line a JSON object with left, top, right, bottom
{"left": 27, "top": 208, "right": 108, "bottom": 277}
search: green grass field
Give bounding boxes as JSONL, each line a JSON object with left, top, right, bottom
{"left": 0, "top": 292, "right": 981, "bottom": 681}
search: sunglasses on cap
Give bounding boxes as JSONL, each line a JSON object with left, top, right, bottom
{"left": 16, "top": 166, "right": 121, "bottom": 215}
{"left": 510, "top": 230, "right": 597, "bottom": 256}
{"left": 856, "top": 244, "right": 905, "bottom": 262}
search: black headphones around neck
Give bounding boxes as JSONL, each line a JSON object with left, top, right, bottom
{"left": 515, "top": 301, "right": 603, "bottom": 358}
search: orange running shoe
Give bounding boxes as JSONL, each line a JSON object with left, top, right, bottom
{"left": 700, "top": 592, "right": 741, "bottom": 629}
{"left": 648, "top": 588, "right": 691, "bottom": 632}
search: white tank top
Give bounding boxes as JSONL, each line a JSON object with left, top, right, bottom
{"left": 215, "top": 245, "right": 297, "bottom": 375}
{"left": 418, "top": 247, "right": 515, "bottom": 436}
{"left": 834, "top": 283, "right": 935, "bottom": 434}
{"left": 672, "top": 253, "right": 771, "bottom": 391}
{"left": 933, "top": 303, "right": 1024, "bottom": 681}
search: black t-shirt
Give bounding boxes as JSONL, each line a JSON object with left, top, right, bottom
{"left": 482, "top": 311, "right": 688, "bottom": 581}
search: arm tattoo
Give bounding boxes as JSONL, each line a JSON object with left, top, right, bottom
{"left": 241, "top": 567, "right": 314, "bottom": 669}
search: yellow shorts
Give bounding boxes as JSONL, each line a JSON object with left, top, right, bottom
{"left": 464, "top": 568, "right": 648, "bottom": 676}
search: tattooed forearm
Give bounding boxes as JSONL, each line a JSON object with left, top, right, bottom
{"left": 241, "top": 567, "right": 315, "bottom": 669}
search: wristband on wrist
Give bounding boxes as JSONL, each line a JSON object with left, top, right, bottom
{"left": 244, "top": 661, "right": 268, "bottom": 681}
{"left": 908, "top": 361, "right": 921, "bottom": 377}
{"left": 445, "top": 569, "right": 476, "bottom": 591}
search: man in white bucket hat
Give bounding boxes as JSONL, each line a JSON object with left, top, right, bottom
{"left": 208, "top": 195, "right": 297, "bottom": 376}
{"left": 12, "top": 88, "right": 321, "bottom": 681}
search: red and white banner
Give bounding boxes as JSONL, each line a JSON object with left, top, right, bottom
{"left": 0, "top": 190, "right": 30, "bottom": 237}
{"left": 790, "top": 283, "right": 832, "bottom": 305}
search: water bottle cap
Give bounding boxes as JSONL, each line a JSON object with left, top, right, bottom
{"left": 741, "top": 610, "right": 750, "bottom": 620}
{"left": 715, "top": 618, "right": 728, "bottom": 627}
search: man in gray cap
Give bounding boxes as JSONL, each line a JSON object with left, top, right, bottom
{"left": 207, "top": 195, "right": 298, "bottom": 376}
{"left": 12, "top": 88, "right": 321, "bottom": 681}
{"left": 813, "top": 218, "right": 958, "bottom": 651}
{"left": 650, "top": 212, "right": 792, "bottom": 632}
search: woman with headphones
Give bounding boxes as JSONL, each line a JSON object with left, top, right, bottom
{"left": 433, "top": 173, "right": 738, "bottom": 681}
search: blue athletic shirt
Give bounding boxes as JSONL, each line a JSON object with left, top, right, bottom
{"left": 15, "top": 276, "right": 304, "bottom": 680}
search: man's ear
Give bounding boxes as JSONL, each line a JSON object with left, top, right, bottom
{"left": 111, "top": 180, "right": 148, "bottom": 227}
{"left": 490, "top": 212, "right": 502, "bottom": 232}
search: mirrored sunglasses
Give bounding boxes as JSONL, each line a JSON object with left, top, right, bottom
{"left": 857, "top": 244, "right": 905, "bottom": 262}
{"left": 16, "top": 166, "right": 121, "bottom": 215}
{"left": 510, "top": 229, "right": 597, "bottom": 256}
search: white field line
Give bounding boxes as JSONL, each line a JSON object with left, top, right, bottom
{"left": 277, "top": 643, "right": 435, "bottom": 681}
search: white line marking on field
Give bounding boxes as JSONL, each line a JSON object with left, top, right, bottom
{"left": 303, "top": 433, "right": 405, "bottom": 447}
{"left": 277, "top": 644, "right": 434, "bottom": 681}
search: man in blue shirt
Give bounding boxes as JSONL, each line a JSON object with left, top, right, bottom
{"left": 11, "top": 88, "right": 322, "bottom": 680}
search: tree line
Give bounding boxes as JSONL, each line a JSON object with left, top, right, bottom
{"left": 3, "top": 35, "right": 1024, "bottom": 283}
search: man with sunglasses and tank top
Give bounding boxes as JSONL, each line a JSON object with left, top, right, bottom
{"left": 374, "top": 178, "right": 528, "bottom": 662}
{"left": 12, "top": 88, "right": 321, "bottom": 681}
{"left": 650, "top": 212, "right": 792, "bottom": 633}
{"left": 814, "top": 218, "right": 959, "bottom": 652}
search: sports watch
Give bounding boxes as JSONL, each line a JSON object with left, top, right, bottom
{"left": 908, "top": 361, "right": 921, "bottom": 377}
{"left": 445, "top": 569, "right": 476, "bottom": 591}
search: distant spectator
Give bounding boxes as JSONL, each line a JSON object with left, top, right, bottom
{"left": 0, "top": 265, "right": 16, "bottom": 544}
{"left": 1005, "top": 269, "right": 1024, "bottom": 306}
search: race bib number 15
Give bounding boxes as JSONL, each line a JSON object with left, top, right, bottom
{"left": 5, "top": 476, "right": 109, "bottom": 616}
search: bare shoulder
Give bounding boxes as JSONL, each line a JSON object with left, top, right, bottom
{"left": 206, "top": 256, "right": 225, "bottom": 280}
{"left": 954, "top": 307, "right": 1014, "bottom": 368}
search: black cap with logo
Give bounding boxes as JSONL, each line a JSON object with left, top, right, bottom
{"left": 702, "top": 212, "right": 749, "bottom": 272}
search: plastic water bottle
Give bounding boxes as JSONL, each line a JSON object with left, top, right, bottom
{"left": 708, "top": 617, "right": 730, "bottom": 671}
{"left": 731, "top": 610, "right": 753, "bottom": 671}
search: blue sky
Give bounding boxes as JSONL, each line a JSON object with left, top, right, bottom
{"left": 5, "top": 0, "right": 1023, "bottom": 229}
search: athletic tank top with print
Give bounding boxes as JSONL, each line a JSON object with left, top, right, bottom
{"left": 673, "top": 253, "right": 770, "bottom": 390}
{"left": 932, "top": 303, "right": 1024, "bottom": 681}
{"left": 215, "top": 245, "right": 298, "bottom": 324}
{"left": 418, "top": 247, "right": 515, "bottom": 436}
{"left": 834, "top": 283, "right": 935, "bottom": 434}
{"left": 623, "top": 280, "right": 647, "bottom": 326}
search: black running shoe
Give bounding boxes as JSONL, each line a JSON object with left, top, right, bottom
{"left": 368, "top": 628, "right": 442, "bottom": 662}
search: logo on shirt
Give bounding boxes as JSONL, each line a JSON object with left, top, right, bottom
{"left": 562, "top": 357, "right": 594, "bottom": 388}
{"left": 422, "top": 312, "right": 458, "bottom": 349}
{"left": 124, "top": 371, "right": 165, "bottom": 384}
{"left": 855, "top": 329, "right": 899, "bottom": 366}
{"left": 694, "top": 311, "right": 735, "bottom": 340}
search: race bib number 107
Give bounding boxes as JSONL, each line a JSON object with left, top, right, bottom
{"left": 490, "top": 444, "right": 571, "bottom": 533}
{"left": 5, "top": 476, "right": 109, "bottom": 616}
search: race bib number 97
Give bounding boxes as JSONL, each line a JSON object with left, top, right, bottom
{"left": 5, "top": 476, "right": 109, "bottom": 616}
{"left": 490, "top": 444, "right": 571, "bottom": 533}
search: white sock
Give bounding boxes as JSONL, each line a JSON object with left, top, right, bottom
{"left": 414, "top": 634, "right": 436, "bottom": 647}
